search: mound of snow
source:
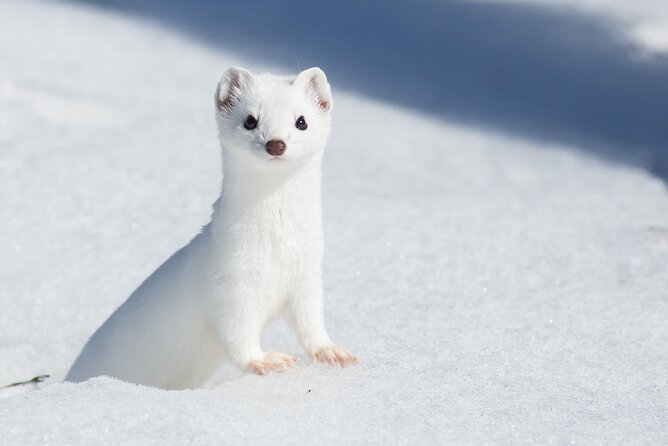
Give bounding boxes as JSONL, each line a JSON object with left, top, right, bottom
{"left": 482, "top": 0, "right": 668, "bottom": 53}
{"left": 1, "top": 0, "right": 667, "bottom": 444}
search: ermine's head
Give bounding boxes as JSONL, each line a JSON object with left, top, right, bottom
{"left": 215, "top": 66, "right": 332, "bottom": 169}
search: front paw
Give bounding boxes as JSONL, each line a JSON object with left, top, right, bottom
{"left": 311, "top": 345, "right": 357, "bottom": 367}
{"left": 247, "top": 351, "right": 298, "bottom": 375}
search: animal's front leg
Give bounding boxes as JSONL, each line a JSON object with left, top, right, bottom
{"left": 210, "top": 287, "right": 297, "bottom": 375}
{"left": 284, "top": 276, "right": 356, "bottom": 368}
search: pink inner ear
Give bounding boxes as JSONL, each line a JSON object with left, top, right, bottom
{"left": 217, "top": 72, "right": 242, "bottom": 111}
{"left": 309, "top": 77, "right": 330, "bottom": 112}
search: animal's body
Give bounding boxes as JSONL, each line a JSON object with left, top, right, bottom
{"left": 66, "top": 67, "right": 356, "bottom": 390}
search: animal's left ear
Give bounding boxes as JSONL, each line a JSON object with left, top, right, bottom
{"left": 295, "top": 67, "right": 332, "bottom": 113}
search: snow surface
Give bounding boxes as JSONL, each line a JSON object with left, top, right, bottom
{"left": 1, "top": 0, "right": 668, "bottom": 444}
{"left": 80, "top": 0, "right": 668, "bottom": 182}
{"left": 481, "top": 0, "right": 668, "bottom": 53}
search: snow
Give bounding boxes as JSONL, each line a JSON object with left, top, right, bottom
{"left": 81, "top": 0, "right": 668, "bottom": 181}
{"left": 480, "top": 0, "right": 668, "bottom": 53}
{"left": 1, "top": 0, "right": 668, "bottom": 444}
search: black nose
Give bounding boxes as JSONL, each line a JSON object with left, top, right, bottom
{"left": 265, "top": 140, "right": 286, "bottom": 156}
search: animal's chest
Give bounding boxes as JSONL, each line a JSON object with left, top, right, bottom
{"left": 220, "top": 200, "right": 318, "bottom": 285}
{"left": 247, "top": 207, "right": 301, "bottom": 262}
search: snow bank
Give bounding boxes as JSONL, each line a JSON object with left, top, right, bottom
{"left": 1, "top": 0, "right": 667, "bottom": 444}
{"left": 83, "top": 0, "right": 668, "bottom": 182}
{"left": 482, "top": 0, "right": 668, "bottom": 53}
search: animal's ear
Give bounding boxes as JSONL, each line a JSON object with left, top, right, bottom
{"left": 216, "top": 67, "right": 254, "bottom": 112}
{"left": 295, "top": 67, "right": 332, "bottom": 112}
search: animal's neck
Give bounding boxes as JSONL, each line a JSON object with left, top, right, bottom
{"left": 212, "top": 151, "right": 322, "bottom": 221}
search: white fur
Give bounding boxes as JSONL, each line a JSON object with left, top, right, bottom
{"left": 66, "top": 67, "right": 355, "bottom": 390}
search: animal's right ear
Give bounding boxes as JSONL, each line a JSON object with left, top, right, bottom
{"left": 216, "top": 67, "right": 254, "bottom": 112}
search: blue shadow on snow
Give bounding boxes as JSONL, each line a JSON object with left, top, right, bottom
{"left": 79, "top": 0, "right": 668, "bottom": 181}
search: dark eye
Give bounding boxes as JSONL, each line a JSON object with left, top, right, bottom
{"left": 295, "top": 116, "right": 307, "bottom": 131}
{"left": 244, "top": 115, "right": 258, "bottom": 130}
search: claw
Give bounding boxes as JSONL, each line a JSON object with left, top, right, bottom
{"left": 247, "top": 351, "right": 297, "bottom": 375}
{"left": 312, "top": 345, "right": 357, "bottom": 368}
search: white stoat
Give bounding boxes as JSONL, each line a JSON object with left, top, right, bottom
{"left": 66, "top": 67, "right": 356, "bottom": 390}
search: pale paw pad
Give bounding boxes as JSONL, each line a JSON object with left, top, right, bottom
{"left": 311, "top": 345, "right": 357, "bottom": 367}
{"left": 247, "top": 351, "right": 298, "bottom": 375}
